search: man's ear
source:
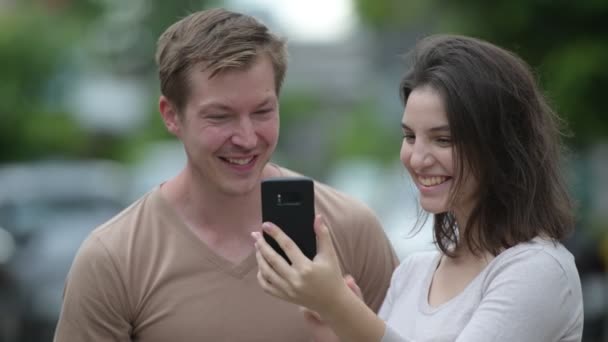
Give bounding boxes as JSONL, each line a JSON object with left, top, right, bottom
{"left": 159, "top": 95, "right": 181, "bottom": 136}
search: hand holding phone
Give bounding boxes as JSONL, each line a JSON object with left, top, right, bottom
{"left": 261, "top": 177, "right": 316, "bottom": 263}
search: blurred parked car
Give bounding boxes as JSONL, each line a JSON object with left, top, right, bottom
{"left": 0, "top": 226, "right": 18, "bottom": 342}
{"left": 0, "top": 159, "right": 130, "bottom": 342}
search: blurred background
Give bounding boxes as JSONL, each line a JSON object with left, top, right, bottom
{"left": 0, "top": 0, "right": 606, "bottom": 341}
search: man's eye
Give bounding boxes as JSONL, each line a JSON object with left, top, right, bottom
{"left": 207, "top": 114, "right": 229, "bottom": 120}
{"left": 253, "top": 109, "right": 272, "bottom": 116}
{"left": 403, "top": 134, "right": 415, "bottom": 143}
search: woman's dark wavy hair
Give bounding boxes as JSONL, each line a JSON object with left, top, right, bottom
{"left": 400, "top": 34, "right": 575, "bottom": 256}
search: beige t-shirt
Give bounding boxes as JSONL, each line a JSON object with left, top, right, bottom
{"left": 54, "top": 167, "right": 399, "bottom": 341}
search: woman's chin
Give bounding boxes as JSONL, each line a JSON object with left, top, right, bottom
{"left": 420, "top": 202, "right": 449, "bottom": 215}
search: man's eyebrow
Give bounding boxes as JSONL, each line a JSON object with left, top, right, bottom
{"left": 197, "top": 102, "right": 231, "bottom": 112}
{"left": 256, "top": 98, "right": 273, "bottom": 107}
{"left": 197, "top": 97, "right": 275, "bottom": 113}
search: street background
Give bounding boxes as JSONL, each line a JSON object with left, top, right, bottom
{"left": 1, "top": 0, "right": 607, "bottom": 341}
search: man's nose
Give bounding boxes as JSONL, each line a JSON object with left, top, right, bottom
{"left": 231, "top": 117, "right": 257, "bottom": 149}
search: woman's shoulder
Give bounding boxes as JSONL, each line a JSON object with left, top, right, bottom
{"left": 479, "top": 238, "right": 584, "bottom": 338}
{"left": 496, "top": 238, "right": 576, "bottom": 271}
{"left": 485, "top": 237, "right": 581, "bottom": 291}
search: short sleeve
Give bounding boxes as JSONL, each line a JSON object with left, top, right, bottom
{"left": 456, "top": 248, "right": 583, "bottom": 342}
{"left": 54, "top": 235, "right": 132, "bottom": 342}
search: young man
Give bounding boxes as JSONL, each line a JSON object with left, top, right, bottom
{"left": 54, "top": 8, "right": 399, "bottom": 342}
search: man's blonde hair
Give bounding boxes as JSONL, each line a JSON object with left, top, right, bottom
{"left": 155, "top": 8, "right": 288, "bottom": 111}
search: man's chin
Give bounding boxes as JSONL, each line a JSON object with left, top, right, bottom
{"left": 219, "top": 178, "right": 260, "bottom": 197}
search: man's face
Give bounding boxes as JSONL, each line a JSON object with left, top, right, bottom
{"left": 162, "top": 55, "right": 280, "bottom": 197}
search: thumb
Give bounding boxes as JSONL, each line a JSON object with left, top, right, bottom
{"left": 344, "top": 274, "right": 364, "bottom": 301}
{"left": 299, "top": 306, "right": 323, "bottom": 324}
{"left": 314, "top": 215, "right": 336, "bottom": 260}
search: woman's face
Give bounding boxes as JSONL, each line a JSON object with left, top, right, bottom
{"left": 400, "top": 86, "right": 476, "bottom": 216}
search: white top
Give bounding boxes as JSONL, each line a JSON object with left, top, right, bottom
{"left": 379, "top": 238, "right": 583, "bottom": 342}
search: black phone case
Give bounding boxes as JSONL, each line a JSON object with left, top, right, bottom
{"left": 261, "top": 177, "right": 316, "bottom": 263}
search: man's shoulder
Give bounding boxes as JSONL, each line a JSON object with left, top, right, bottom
{"left": 313, "top": 180, "right": 370, "bottom": 212}
{"left": 275, "top": 166, "right": 385, "bottom": 247}
{"left": 275, "top": 165, "right": 373, "bottom": 214}
{"left": 88, "top": 188, "right": 158, "bottom": 246}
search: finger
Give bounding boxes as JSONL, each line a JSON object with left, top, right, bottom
{"left": 251, "top": 231, "right": 263, "bottom": 242}
{"left": 313, "top": 215, "right": 339, "bottom": 263}
{"left": 255, "top": 248, "right": 291, "bottom": 300}
{"left": 300, "top": 306, "right": 323, "bottom": 323}
{"left": 344, "top": 274, "right": 364, "bottom": 301}
{"left": 262, "top": 222, "right": 309, "bottom": 267}
{"left": 254, "top": 227, "right": 296, "bottom": 279}
{"left": 255, "top": 249, "right": 292, "bottom": 295}
{"left": 256, "top": 269, "right": 286, "bottom": 299}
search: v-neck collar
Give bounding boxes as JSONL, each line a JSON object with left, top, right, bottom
{"left": 152, "top": 187, "right": 257, "bottom": 279}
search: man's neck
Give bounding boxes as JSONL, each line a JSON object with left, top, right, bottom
{"left": 160, "top": 163, "right": 282, "bottom": 264}
{"left": 160, "top": 163, "right": 281, "bottom": 235}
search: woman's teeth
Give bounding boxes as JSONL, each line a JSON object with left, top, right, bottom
{"left": 418, "top": 176, "right": 448, "bottom": 186}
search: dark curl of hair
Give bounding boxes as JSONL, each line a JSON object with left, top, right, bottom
{"left": 400, "top": 35, "right": 574, "bottom": 256}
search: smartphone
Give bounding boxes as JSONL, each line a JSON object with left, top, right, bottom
{"left": 261, "top": 177, "right": 316, "bottom": 263}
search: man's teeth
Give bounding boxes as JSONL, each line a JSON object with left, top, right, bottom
{"left": 418, "top": 176, "right": 448, "bottom": 186}
{"left": 226, "top": 157, "right": 253, "bottom": 165}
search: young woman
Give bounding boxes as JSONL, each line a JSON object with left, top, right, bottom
{"left": 252, "top": 34, "right": 584, "bottom": 342}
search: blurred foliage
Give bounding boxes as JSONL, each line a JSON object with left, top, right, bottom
{"left": 0, "top": 0, "right": 219, "bottom": 163}
{"left": 331, "top": 100, "right": 401, "bottom": 165}
{"left": 275, "top": 91, "right": 402, "bottom": 178}
{"left": 9, "top": 0, "right": 605, "bottom": 168}
{"left": 0, "top": 3, "right": 92, "bottom": 161}
{"left": 278, "top": 91, "right": 324, "bottom": 125}
{"left": 354, "top": 0, "right": 608, "bottom": 147}
{"left": 354, "top": 0, "right": 429, "bottom": 31}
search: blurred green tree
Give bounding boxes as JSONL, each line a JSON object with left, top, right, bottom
{"left": 0, "top": 0, "right": 219, "bottom": 163}
{"left": 0, "top": 3, "right": 94, "bottom": 162}
{"left": 354, "top": 0, "right": 608, "bottom": 147}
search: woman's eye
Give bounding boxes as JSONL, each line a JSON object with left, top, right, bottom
{"left": 436, "top": 137, "right": 452, "bottom": 145}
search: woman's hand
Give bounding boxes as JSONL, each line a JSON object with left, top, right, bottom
{"left": 302, "top": 275, "right": 364, "bottom": 342}
{"left": 254, "top": 218, "right": 387, "bottom": 342}
{"left": 301, "top": 307, "right": 340, "bottom": 342}
{"left": 252, "top": 214, "right": 348, "bottom": 316}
